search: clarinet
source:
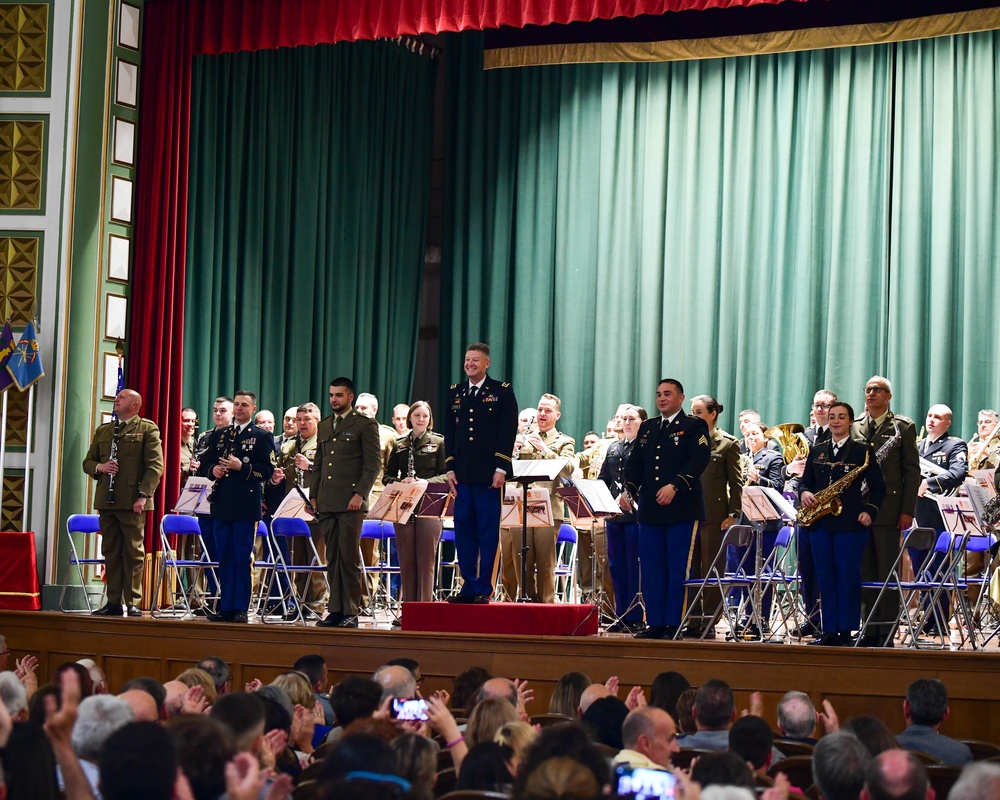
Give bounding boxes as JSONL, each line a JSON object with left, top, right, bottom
{"left": 106, "top": 421, "right": 123, "bottom": 503}
{"left": 294, "top": 433, "right": 305, "bottom": 488}
{"left": 208, "top": 421, "right": 238, "bottom": 502}
{"left": 407, "top": 436, "right": 417, "bottom": 479}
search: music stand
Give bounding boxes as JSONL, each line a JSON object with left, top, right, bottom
{"left": 558, "top": 479, "right": 620, "bottom": 623}
{"left": 741, "top": 487, "right": 795, "bottom": 641}
{"left": 510, "top": 459, "right": 569, "bottom": 602}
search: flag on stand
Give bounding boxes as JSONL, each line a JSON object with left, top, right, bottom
{"left": 111, "top": 350, "right": 124, "bottom": 419}
{"left": 0, "top": 321, "right": 15, "bottom": 393}
{"left": 7, "top": 320, "right": 44, "bottom": 391}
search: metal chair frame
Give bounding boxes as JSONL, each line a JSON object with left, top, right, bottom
{"left": 266, "top": 517, "right": 330, "bottom": 625}
{"left": 151, "top": 514, "right": 220, "bottom": 618}
{"left": 59, "top": 514, "right": 106, "bottom": 613}
{"left": 554, "top": 524, "right": 579, "bottom": 603}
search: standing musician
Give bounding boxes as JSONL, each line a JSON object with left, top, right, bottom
{"left": 911, "top": 404, "right": 968, "bottom": 635}
{"left": 83, "top": 389, "right": 164, "bottom": 617}
{"left": 968, "top": 410, "right": 1000, "bottom": 471}
{"left": 444, "top": 342, "right": 519, "bottom": 604}
{"left": 737, "top": 410, "right": 780, "bottom": 455}
{"left": 197, "top": 390, "right": 275, "bottom": 623}
{"left": 598, "top": 404, "right": 647, "bottom": 633}
{"left": 500, "top": 393, "right": 575, "bottom": 603}
{"left": 180, "top": 407, "right": 199, "bottom": 481}
{"left": 686, "top": 395, "right": 741, "bottom": 639}
{"left": 799, "top": 401, "right": 885, "bottom": 647}
{"left": 852, "top": 376, "right": 920, "bottom": 648}
{"left": 383, "top": 401, "right": 449, "bottom": 603}
{"left": 784, "top": 389, "right": 837, "bottom": 637}
{"left": 499, "top": 407, "right": 537, "bottom": 599}
{"left": 730, "top": 420, "right": 785, "bottom": 636}
{"left": 623, "top": 379, "right": 711, "bottom": 640}
{"left": 309, "top": 378, "right": 381, "bottom": 628}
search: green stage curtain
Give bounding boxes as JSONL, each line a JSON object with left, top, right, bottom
{"left": 184, "top": 41, "right": 436, "bottom": 418}
{"left": 443, "top": 30, "right": 1000, "bottom": 439}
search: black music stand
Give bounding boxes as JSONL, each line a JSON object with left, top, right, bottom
{"left": 741, "top": 486, "right": 796, "bottom": 641}
{"left": 510, "top": 459, "right": 569, "bottom": 603}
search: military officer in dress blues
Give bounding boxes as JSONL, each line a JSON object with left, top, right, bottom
{"left": 444, "top": 342, "right": 518, "bottom": 603}
{"left": 623, "top": 379, "right": 711, "bottom": 640}
{"left": 800, "top": 401, "right": 885, "bottom": 646}
{"left": 197, "top": 390, "right": 276, "bottom": 623}
{"left": 309, "top": 378, "right": 381, "bottom": 628}
{"left": 910, "top": 403, "right": 969, "bottom": 635}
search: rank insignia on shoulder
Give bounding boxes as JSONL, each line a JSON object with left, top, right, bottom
{"left": 501, "top": 382, "right": 510, "bottom": 388}
{"left": 698, "top": 435, "right": 709, "bottom": 446}
{"left": 450, "top": 384, "right": 457, "bottom": 389}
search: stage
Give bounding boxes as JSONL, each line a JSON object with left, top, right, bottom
{"left": 4, "top": 608, "right": 1000, "bottom": 742}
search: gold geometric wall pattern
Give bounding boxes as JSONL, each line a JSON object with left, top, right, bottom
{"left": 0, "top": 118, "right": 45, "bottom": 210}
{"left": 3, "top": 388, "right": 27, "bottom": 447}
{"left": 0, "top": 234, "right": 38, "bottom": 324}
{"left": 0, "top": 4, "right": 48, "bottom": 93}
{"left": 1, "top": 473, "right": 24, "bottom": 531}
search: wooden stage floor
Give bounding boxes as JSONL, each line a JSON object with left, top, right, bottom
{"left": 3, "top": 609, "right": 999, "bottom": 742}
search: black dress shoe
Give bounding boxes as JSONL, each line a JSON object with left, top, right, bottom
{"left": 126, "top": 606, "right": 142, "bottom": 618}
{"left": 472, "top": 594, "right": 490, "bottom": 604}
{"left": 808, "top": 633, "right": 843, "bottom": 646}
{"left": 606, "top": 620, "right": 628, "bottom": 633}
{"left": 206, "top": 609, "right": 233, "bottom": 623}
{"left": 191, "top": 606, "right": 208, "bottom": 617}
{"left": 391, "top": 618, "right": 401, "bottom": 628}
{"left": 231, "top": 611, "right": 248, "bottom": 624}
{"left": 301, "top": 607, "right": 319, "bottom": 621}
{"left": 93, "top": 604, "right": 124, "bottom": 616}
{"left": 635, "top": 625, "right": 668, "bottom": 640}
{"left": 316, "top": 613, "right": 345, "bottom": 628}
{"left": 446, "top": 594, "right": 474, "bottom": 604}
{"left": 337, "top": 616, "right": 359, "bottom": 628}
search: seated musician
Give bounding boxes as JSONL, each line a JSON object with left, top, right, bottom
{"left": 799, "top": 402, "right": 885, "bottom": 647}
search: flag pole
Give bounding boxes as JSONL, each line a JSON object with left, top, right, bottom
{"left": 22, "top": 383, "right": 33, "bottom": 532}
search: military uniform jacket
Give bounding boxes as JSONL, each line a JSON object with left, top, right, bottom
{"left": 307, "top": 411, "right": 381, "bottom": 513}
{"left": 444, "top": 375, "right": 518, "bottom": 484}
{"left": 197, "top": 423, "right": 275, "bottom": 522}
{"left": 384, "top": 430, "right": 449, "bottom": 483}
{"left": 915, "top": 435, "right": 969, "bottom": 529}
{"left": 743, "top": 447, "right": 785, "bottom": 531}
{"left": 700, "top": 427, "right": 742, "bottom": 526}
{"left": 799, "top": 439, "right": 886, "bottom": 532}
{"left": 83, "top": 416, "right": 164, "bottom": 512}
{"left": 513, "top": 428, "right": 575, "bottom": 520}
{"left": 853, "top": 412, "right": 920, "bottom": 525}
{"left": 577, "top": 439, "right": 612, "bottom": 480}
{"left": 624, "top": 414, "right": 712, "bottom": 526}
{"left": 371, "top": 423, "right": 397, "bottom": 497}
{"left": 599, "top": 437, "right": 637, "bottom": 524}
{"left": 180, "top": 436, "right": 195, "bottom": 478}
{"left": 970, "top": 436, "right": 1000, "bottom": 471}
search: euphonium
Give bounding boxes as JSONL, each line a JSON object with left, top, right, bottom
{"left": 796, "top": 450, "right": 869, "bottom": 526}
{"left": 764, "top": 423, "right": 810, "bottom": 465}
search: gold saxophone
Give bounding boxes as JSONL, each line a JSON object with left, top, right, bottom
{"left": 970, "top": 423, "right": 1000, "bottom": 470}
{"left": 796, "top": 450, "right": 869, "bottom": 526}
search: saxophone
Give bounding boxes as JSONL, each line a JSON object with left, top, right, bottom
{"left": 797, "top": 450, "right": 869, "bottom": 526}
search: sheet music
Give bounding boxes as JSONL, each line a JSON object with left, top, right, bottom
{"left": 572, "top": 478, "right": 621, "bottom": 515}
{"left": 273, "top": 488, "right": 315, "bottom": 521}
{"left": 511, "top": 458, "right": 569, "bottom": 481}
{"left": 174, "top": 477, "right": 214, "bottom": 515}
{"left": 762, "top": 487, "right": 797, "bottom": 521}
{"left": 501, "top": 487, "right": 553, "bottom": 527}
{"left": 933, "top": 495, "right": 982, "bottom": 535}
{"left": 742, "top": 487, "right": 782, "bottom": 522}
{"left": 368, "top": 480, "right": 428, "bottom": 524}
{"left": 961, "top": 478, "right": 994, "bottom": 531}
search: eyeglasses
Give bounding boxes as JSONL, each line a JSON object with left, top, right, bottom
{"left": 0, "top": 649, "right": 9, "bottom": 656}
{"left": 864, "top": 387, "right": 886, "bottom": 394}
{"left": 811, "top": 403, "right": 831, "bottom": 410}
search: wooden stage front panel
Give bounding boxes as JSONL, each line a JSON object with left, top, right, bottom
{"left": 3, "top": 610, "right": 999, "bottom": 742}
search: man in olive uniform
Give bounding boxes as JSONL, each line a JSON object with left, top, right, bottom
{"left": 969, "top": 410, "right": 1000, "bottom": 471}
{"left": 309, "top": 378, "right": 381, "bottom": 628}
{"left": 500, "top": 393, "right": 575, "bottom": 603}
{"left": 852, "top": 376, "right": 920, "bottom": 647}
{"left": 282, "top": 402, "right": 324, "bottom": 618}
{"left": 198, "top": 390, "right": 275, "bottom": 623}
{"left": 355, "top": 391, "right": 398, "bottom": 596}
{"left": 444, "top": 343, "right": 518, "bottom": 604}
{"left": 179, "top": 407, "right": 198, "bottom": 481}
{"left": 83, "top": 389, "right": 164, "bottom": 617}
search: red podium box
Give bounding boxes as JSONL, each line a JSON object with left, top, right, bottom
{"left": 0, "top": 531, "right": 41, "bottom": 610}
{"left": 401, "top": 602, "right": 599, "bottom": 636}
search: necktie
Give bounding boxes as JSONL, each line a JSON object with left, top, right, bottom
{"left": 832, "top": 443, "right": 841, "bottom": 459}
{"left": 470, "top": 386, "right": 478, "bottom": 401}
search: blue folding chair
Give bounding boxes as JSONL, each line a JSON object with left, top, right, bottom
{"left": 251, "top": 521, "right": 281, "bottom": 616}
{"left": 59, "top": 514, "right": 106, "bottom": 613}
{"left": 554, "top": 524, "right": 578, "bottom": 603}
{"left": 151, "top": 514, "right": 220, "bottom": 617}
{"left": 360, "top": 520, "right": 399, "bottom": 614}
{"left": 267, "top": 517, "right": 329, "bottom": 625}
{"left": 435, "top": 525, "right": 460, "bottom": 600}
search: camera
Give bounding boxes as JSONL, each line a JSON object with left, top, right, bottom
{"left": 392, "top": 698, "right": 429, "bottom": 721}
{"left": 614, "top": 765, "right": 677, "bottom": 799}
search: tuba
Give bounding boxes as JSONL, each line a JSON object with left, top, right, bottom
{"left": 796, "top": 450, "right": 869, "bottom": 526}
{"left": 764, "top": 423, "right": 810, "bottom": 465}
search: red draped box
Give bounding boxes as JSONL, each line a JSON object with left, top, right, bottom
{"left": 402, "top": 602, "right": 598, "bottom": 636}
{"left": 0, "top": 532, "right": 41, "bottom": 610}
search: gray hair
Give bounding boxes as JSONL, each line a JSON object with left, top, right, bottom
{"left": 812, "top": 732, "right": 871, "bottom": 800}
{"left": 71, "top": 694, "right": 134, "bottom": 761}
{"left": 0, "top": 671, "right": 27, "bottom": 717}
{"left": 777, "top": 691, "right": 816, "bottom": 738}
{"left": 372, "top": 665, "right": 416, "bottom": 702}
{"left": 949, "top": 762, "right": 1000, "bottom": 800}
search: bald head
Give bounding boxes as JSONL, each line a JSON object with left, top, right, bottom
{"left": 579, "top": 683, "right": 612, "bottom": 716}
{"left": 623, "top": 706, "right": 679, "bottom": 768}
{"left": 477, "top": 677, "right": 519, "bottom": 709}
{"left": 162, "top": 681, "right": 189, "bottom": 717}
{"left": 118, "top": 689, "right": 160, "bottom": 722}
{"left": 862, "top": 749, "right": 932, "bottom": 800}
{"left": 372, "top": 665, "right": 416, "bottom": 701}
{"left": 114, "top": 389, "right": 142, "bottom": 421}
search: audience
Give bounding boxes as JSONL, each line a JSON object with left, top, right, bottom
{"left": 729, "top": 714, "right": 775, "bottom": 774}
{"left": 861, "top": 749, "right": 933, "bottom": 800}
{"left": 777, "top": 690, "right": 820, "bottom": 743}
{"left": 677, "top": 686, "right": 698, "bottom": 734}
{"left": 549, "top": 671, "right": 592, "bottom": 717}
{"left": 690, "top": 751, "right": 756, "bottom": 791}
{"left": 648, "top": 670, "right": 691, "bottom": 725}
{"left": 195, "top": 656, "right": 232, "bottom": 696}
{"left": 293, "top": 654, "right": 334, "bottom": 724}
{"left": 949, "top": 761, "right": 1000, "bottom": 799}
{"left": 494, "top": 719, "right": 538, "bottom": 772}
{"left": 68, "top": 694, "right": 133, "bottom": 796}
{"left": 895, "top": 678, "right": 973, "bottom": 765}
{"left": 581, "top": 695, "right": 628, "bottom": 750}
{"left": 677, "top": 678, "right": 737, "bottom": 750}
{"left": 457, "top": 740, "right": 515, "bottom": 792}
{"left": 466, "top": 696, "right": 519, "bottom": 746}
{"left": 843, "top": 716, "right": 900, "bottom": 757}
{"left": 813, "top": 731, "right": 872, "bottom": 800}
{"left": 613, "top": 705, "right": 679, "bottom": 770}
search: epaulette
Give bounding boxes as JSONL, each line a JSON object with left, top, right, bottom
{"left": 892, "top": 413, "right": 915, "bottom": 425}
{"left": 947, "top": 435, "right": 962, "bottom": 441}
{"left": 501, "top": 382, "right": 510, "bottom": 388}
{"left": 450, "top": 383, "right": 457, "bottom": 389}
{"left": 720, "top": 431, "right": 737, "bottom": 441}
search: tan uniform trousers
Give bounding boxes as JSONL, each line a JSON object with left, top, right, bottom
{"left": 99, "top": 509, "right": 146, "bottom": 607}
{"left": 394, "top": 518, "right": 443, "bottom": 602}
{"left": 576, "top": 522, "right": 614, "bottom": 609}
{"left": 293, "top": 520, "right": 330, "bottom": 609}
{"left": 501, "top": 524, "right": 558, "bottom": 603}
{"left": 316, "top": 511, "right": 364, "bottom": 617}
